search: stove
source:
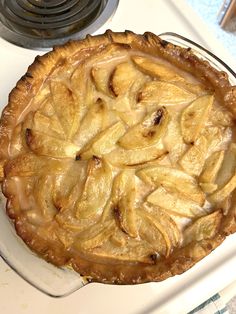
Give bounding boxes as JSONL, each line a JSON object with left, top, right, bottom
{"left": 0, "top": 0, "right": 118, "bottom": 49}
{"left": 0, "top": 1, "right": 235, "bottom": 314}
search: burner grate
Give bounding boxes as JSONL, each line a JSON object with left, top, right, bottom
{"left": 0, "top": 0, "right": 119, "bottom": 49}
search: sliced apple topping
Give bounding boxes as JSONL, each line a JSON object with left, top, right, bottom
{"left": 203, "top": 126, "right": 232, "bottom": 155}
{"left": 137, "top": 207, "right": 180, "bottom": 256}
{"left": 76, "top": 157, "right": 112, "bottom": 219}
{"left": 4, "top": 153, "right": 72, "bottom": 178}
{"left": 117, "top": 107, "right": 146, "bottom": 127}
{"left": 91, "top": 66, "right": 113, "bottom": 96}
{"left": 209, "top": 172, "right": 236, "bottom": 204}
{"left": 109, "top": 62, "right": 144, "bottom": 96}
{"left": 50, "top": 81, "right": 80, "bottom": 139}
{"left": 181, "top": 95, "right": 213, "bottom": 144}
{"left": 163, "top": 112, "right": 187, "bottom": 164}
{"left": 147, "top": 186, "right": 205, "bottom": 218}
{"left": 199, "top": 183, "right": 218, "bottom": 194}
{"left": 8, "top": 124, "right": 25, "bottom": 157}
{"left": 79, "top": 121, "right": 126, "bottom": 159}
{"left": 174, "top": 81, "right": 206, "bottom": 96}
{"left": 216, "top": 144, "right": 236, "bottom": 188}
{"left": 112, "top": 170, "right": 138, "bottom": 237}
{"left": 38, "top": 96, "right": 55, "bottom": 116}
{"left": 138, "top": 81, "right": 196, "bottom": 105}
{"left": 110, "top": 229, "right": 127, "bottom": 247}
{"left": 132, "top": 56, "right": 206, "bottom": 95}
{"left": 34, "top": 175, "right": 58, "bottom": 220}
{"left": 155, "top": 207, "right": 181, "bottom": 248}
{"left": 137, "top": 165, "right": 205, "bottom": 205}
{"left": 71, "top": 64, "right": 96, "bottom": 111}
{"left": 52, "top": 161, "right": 87, "bottom": 210}
{"left": 183, "top": 211, "right": 222, "bottom": 245}
{"left": 179, "top": 136, "right": 208, "bottom": 176}
{"left": 33, "top": 111, "right": 65, "bottom": 140}
{"left": 137, "top": 210, "right": 169, "bottom": 256}
{"left": 73, "top": 99, "right": 107, "bottom": 149}
{"left": 200, "top": 150, "right": 225, "bottom": 184}
{"left": 25, "top": 129, "right": 79, "bottom": 158}
{"left": 105, "top": 144, "right": 167, "bottom": 167}
{"left": 118, "top": 107, "right": 169, "bottom": 149}
{"left": 91, "top": 238, "right": 156, "bottom": 264}
{"left": 76, "top": 220, "right": 115, "bottom": 250}
{"left": 132, "top": 55, "right": 184, "bottom": 82}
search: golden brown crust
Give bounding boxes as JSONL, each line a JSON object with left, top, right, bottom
{"left": 0, "top": 30, "right": 236, "bottom": 284}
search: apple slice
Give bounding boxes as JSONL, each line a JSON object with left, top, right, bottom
{"left": 73, "top": 99, "right": 107, "bottom": 149}
{"left": 132, "top": 55, "right": 184, "bottom": 82}
{"left": 137, "top": 165, "right": 205, "bottom": 205}
{"left": 71, "top": 60, "right": 96, "bottom": 114}
{"left": 118, "top": 107, "right": 169, "bottom": 149}
{"left": 91, "top": 66, "right": 113, "bottom": 96}
{"left": 25, "top": 129, "right": 79, "bottom": 158}
{"left": 209, "top": 172, "right": 236, "bottom": 203}
{"left": 117, "top": 108, "right": 146, "bottom": 127}
{"left": 90, "top": 237, "right": 156, "bottom": 264}
{"left": 137, "top": 210, "right": 168, "bottom": 256}
{"left": 199, "top": 183, "right": 218, "bottom": 194}
{"left": 183, "top": 211, "right": 222, "bottom": 245}
{"left": 33, "top": 111, "right": 65, "bottom": 140}
{"left": 79, "top": 121, "right": 126, "bottom": 159}
{"left": 105, "top": 144, "right": 167, "bottom": 167}
{"left": 110, "top": 229, "right": 127, "bottom": 247}
{"left": 203, "top": 126, "right": 231, "bottom": 156}
{"left": 147, "top": 186, "right": 205, "bottom": 218}
{"left": 200, "top": 150, "right": 225, "bottom": 183}
{"left": 137, "top": 208, "right": 181, "bottom": 256}
{"left": 179, "top": 136, "right": 208, "bottom": 176}
{"left": 38, "top": 96, "right": 55, "bottom": 117}
{"left": 77, "top": 220, "right": 115, "bottom": 250}
{"left": 76, "top": 157, "right": 112, "bottom": 219}
{"left": 72, "top": 43, "right": 132, "bottom": 103}
{"left": 4, "top": 153, "right": 72, "bottom": 177}
{"left": 132, "top": 55, "right": 204, "bottom": 95}
{"left": 147, "top": 203, "right": 182, "bottom": 250}
{"left": 153, "top": 206, "right": 181, "bottom": 248}
{"left": 216, "top": 144, "right": 236, "bottom": 188}
{"left": 50, "top": 81, "right": 80, "bottom": 139}
{"left": 112, "top": 170, "right": 138, "bottom": 237}
{"left": 163, "top": 112, "right": 187, "bottom": 164}
{"left": 109, "top": 62, "right": 144, "bottom": 96}
{"left": 34, "top": 175, "right": 58, "bottom": 220}
{"left": 174, "top": 81, "right": 206, "bottom": 95}
{"left": 181, "top": 95, "right": 214, "bottom": 144}
{"left": 138, "top": 81, "right": 196, "bottom": 105}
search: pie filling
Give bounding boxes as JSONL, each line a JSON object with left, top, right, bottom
{"left": 0, "top": 31, "right": 236, "bottom": 283}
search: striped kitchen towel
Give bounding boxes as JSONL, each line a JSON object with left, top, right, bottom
{"left": 188, "top": 293, "right": 229, "bottom": 314}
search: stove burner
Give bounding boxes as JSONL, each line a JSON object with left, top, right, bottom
{"left": 0, "top": 0, "right": 119, "bottom": 49}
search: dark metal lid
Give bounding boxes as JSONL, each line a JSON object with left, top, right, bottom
{"left": 0, "top": 0, "right": 119, "bottom": 49}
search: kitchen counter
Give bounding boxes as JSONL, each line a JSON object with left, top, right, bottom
{"left": 187, "top": 0, "right": 236, "bottom": 60}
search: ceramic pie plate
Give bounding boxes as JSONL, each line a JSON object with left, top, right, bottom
{"left": 0, "top": 32, "right": 235, "bottom": 298}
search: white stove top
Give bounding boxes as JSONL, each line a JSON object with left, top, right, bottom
{"left": 0, "top": 1, "right": 236, "bottom": 313}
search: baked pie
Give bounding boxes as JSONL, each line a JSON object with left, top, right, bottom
{"left": 0, "top": 30, "right": 236, "bottom": 284}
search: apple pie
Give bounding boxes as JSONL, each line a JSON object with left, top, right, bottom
{"left": 0, "top": 30, "right": 236, "bottom": 284}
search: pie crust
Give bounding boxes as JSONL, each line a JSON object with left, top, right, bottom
{"left": 0, "top": 30, "right": 236, "bottom": 284}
